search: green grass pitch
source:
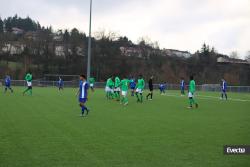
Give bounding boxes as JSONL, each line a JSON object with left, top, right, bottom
{"left": 0, "top": 87, "right": 250, "bottom": 167}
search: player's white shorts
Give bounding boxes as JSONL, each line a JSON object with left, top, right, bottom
{"left": 114, "top": 87, "right": 121, "bottom": 92}
{"left": 105, "top": 87, "right": 114, "bottom": 93}
{"left": 188, "top": 92, "right": 193, "bottom": 98}
{"left": 121, "top": 91, "right": 127, "bottom": 96}
{"left": 90, "top": 83, "right": 94, "bottom": 87}
{"left": 136, "top": 88, "right": 143, "bottom": 93}
{"left": 27, "top": 81, "right": 32, "bottom": 87}
{"left": 105, "top": 86, "right": 110, "bottom": 92}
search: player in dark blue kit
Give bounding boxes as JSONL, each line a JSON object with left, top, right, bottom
{"left": 4, "top": 75, "right": 14, "bottom": 93}
{"left": 76, "top": 75, "right": 90, "bottom": 117}
{"left": 159, "top": 82, "right": 166, "bottom": 95}
{"left": 130, "top": 77, "right": 136, "bottom": 96}
{"left": 58, "top": 77, "right": 64, "bottom": 91}
{"left": 180, "top": 78, "right": 185, "bottom": 96}
{"left": 221, "top": 79, "right": 228, "bottom": 100}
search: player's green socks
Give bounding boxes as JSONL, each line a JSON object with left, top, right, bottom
{"left": 108, "top": 92, "right": 111, "bottom": 99}
{"left": 23, "top": 89, "right": 28, "bottom": 95}
{"left": 140, "top": 94, "right": 143, "bottom": 103}
{"left": 189, "top": 98, "right": 193, "bottom": 107}
{"left": 124, "top": 97, "right": 128, "bottom": 104}
{"left": 136, "top": 93, "right": 140, "bottom": 102}
{"left": 115, "top": 92, "right": 120, "bottom": 101}
{"left": 192, "top": 98, "right": 196, "bottom": 104}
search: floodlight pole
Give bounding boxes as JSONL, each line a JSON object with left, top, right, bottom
{"left": 87, "top": 0, "right": 92, "bottom": 80}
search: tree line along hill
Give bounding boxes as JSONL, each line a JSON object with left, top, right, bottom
{"left": 0, "top": 15, "right": 249, "bottom": 85}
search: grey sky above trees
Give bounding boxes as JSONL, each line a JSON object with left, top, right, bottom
{"left": 0, "top": 0, "right": 249, "bottom": 58}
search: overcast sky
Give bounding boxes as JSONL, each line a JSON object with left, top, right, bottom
{"left": 1, "top": 0, "right": 249, "bottom": 58}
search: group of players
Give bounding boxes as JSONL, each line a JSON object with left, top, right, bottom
{"left": 2, "top": 73, "right": 228, "bottom": 117}
{"left": 3, "top": 72, "right": 33, "bottom": 95}
{"left": 104, "top": 75, "right": 146, "bottom": 106}
{"left": 78, "top": 74, "right": 228, "bottom": 116}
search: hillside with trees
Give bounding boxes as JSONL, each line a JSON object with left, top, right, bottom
{"left": 0, "top": 15, "right": 249, "bottom": 85}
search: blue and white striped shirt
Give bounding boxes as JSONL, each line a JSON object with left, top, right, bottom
{"left": 79, "top": 81, "right": 89, "bottom": 99}
{"left": 222, "top": 81, "right": 227, "bottom": 91}
{"left": 181, "top": 80, "right": 185, "bottom": 88}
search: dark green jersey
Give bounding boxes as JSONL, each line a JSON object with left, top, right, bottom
{"left": 106, "top": 78, "right": 114, "bottom": 88}
{"left": 89, "top": 77, "right": 95, "bottom": 84}
{"left": 115, "top": 77, "right": 121, "bottom": 87}
{"left": 136, "top": 78, "right": 145, "bottom": 89}
{"left": 120, "top": 79, "right": 130, "bottom": 91}
{"left": 25, "top": 73, "right": 32, "bottom": 82}
{"left": 189, "top": 80, "right": 196, "bottom": 93}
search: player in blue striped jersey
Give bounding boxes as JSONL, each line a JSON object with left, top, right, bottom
{"left": 221, "top": 79, "right": 228, "bottom": 100}
{"left": 76, "top": 75, "right": 90, "bottom": 117}
{"left": 4, "top": 75, "right": 14, "bottom": 93}
{"left": 58, "top": 77, "right": 64, "bottom": 91}
{"left": 130, "top": 77, "right": 136, "bottom": 96}
{"left": 159, "top": 82, "right": 166, "bottom": 95}
{"left": 180, "top": 78, "right": 185, "bottom": 96}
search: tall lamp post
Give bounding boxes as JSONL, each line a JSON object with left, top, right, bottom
{"left": 87, "top": 0, "right": 92, "bottom": 80}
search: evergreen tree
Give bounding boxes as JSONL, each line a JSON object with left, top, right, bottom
{"left": 0, "top": 17, "right": 3, "bottom": 33}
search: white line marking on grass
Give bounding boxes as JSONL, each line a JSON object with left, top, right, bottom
{"left": 197, "top": 95, "right": 250, "bottom": 102}
{"left": 164, "top": 93, "right": 250, "bottom": 102}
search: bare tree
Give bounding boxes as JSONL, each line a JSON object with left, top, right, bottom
{"left": 94, "top": 28, "right": 119, "bottom": 41}
{"left": 230, "top": 51, "right": 239, "bottom": 59}
{"left": 245, "top": 51, "right": 250, "bottom": 62}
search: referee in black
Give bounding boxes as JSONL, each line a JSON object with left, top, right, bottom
{"left": 146, "top": 76, "right": 154, "bottom": 100}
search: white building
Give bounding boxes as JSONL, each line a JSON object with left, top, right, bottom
{"left": 163, "top": 49, "right": 191, "bottom": 58}
{"left": 217, "top": 57, "right": 250, "bottom": 64}
{"left": 12, "top": 27, "right": 24, "bottom": 35}
{"left": 55, "top": 45, "right": 65, "bottom": 57}
{"left": 2, "top": 43, "right": 25, "bottom": 55}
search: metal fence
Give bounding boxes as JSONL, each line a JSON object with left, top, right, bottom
{"left": 165, "top": 84, "right": 250, "bottom": 93}
{"left": 1, "top": 80, "right": 250, "bottom": 93}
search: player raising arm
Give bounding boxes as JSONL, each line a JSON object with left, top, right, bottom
{"left": 23, "top": 72, "right": 33, "bottom": 96}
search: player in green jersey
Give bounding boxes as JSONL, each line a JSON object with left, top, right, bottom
{"left": 89, "top": 77, "right": 95, "bottom": 92}
{"left": 188, "top": 76, "right": 198, "bottom": 109}
{"left": 23, "top": 72, "right": 33, "bottom": 96}
{"left": 135, "top": 74, "right": 145, "bottom": 103}
{"left": 114, "top": 76, "right": 121, "bottom": 101}
{"left": 105, "top": 76, "right": 114, "bottom": 99}
{"left": 119, "top": 77, "right": 130, "bottom": 105}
